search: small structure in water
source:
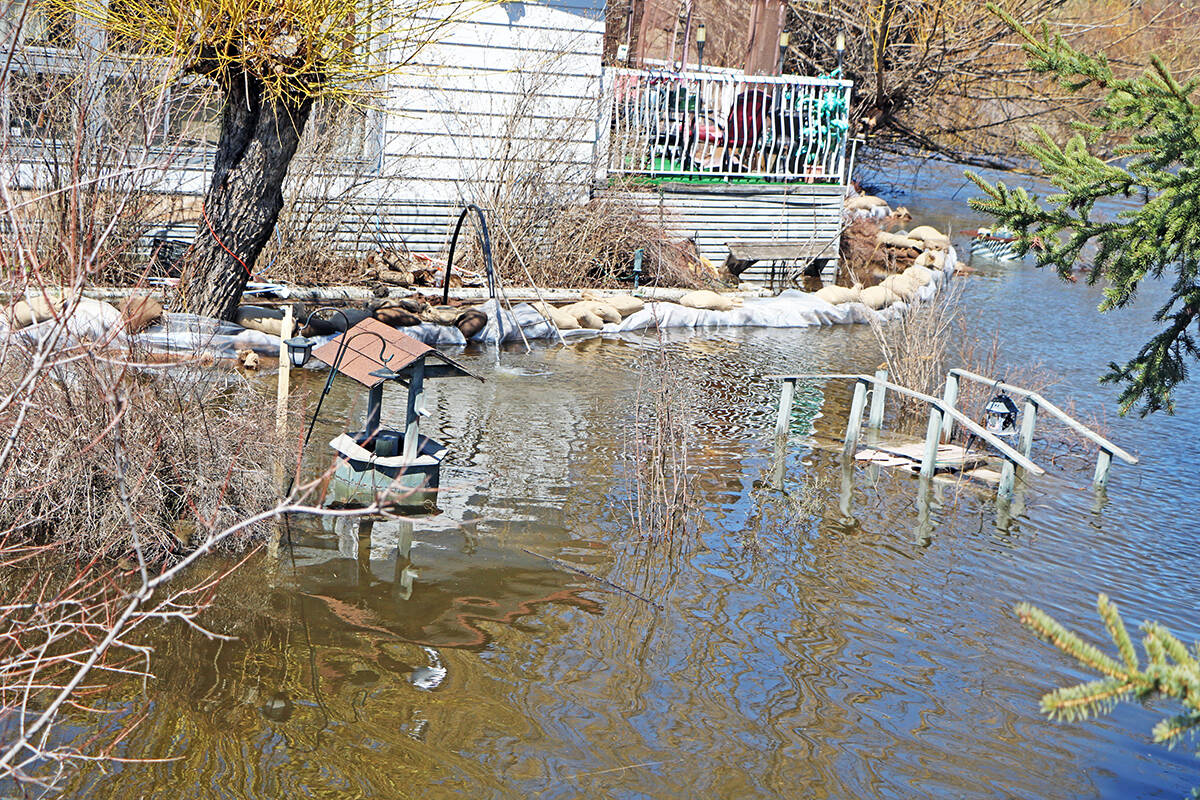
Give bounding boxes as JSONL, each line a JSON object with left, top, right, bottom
{"left": 970, "top": 227, "right": 1021, "bottom": 262}
{"left": 309, "top": 318, "right": 481, "bottom": 508}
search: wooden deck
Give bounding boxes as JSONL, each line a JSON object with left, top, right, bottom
{"left": 855, "top": 441, "right": 1001, "bottom": 485}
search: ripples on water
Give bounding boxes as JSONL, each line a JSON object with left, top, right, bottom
{"left": 62, "top": 166, "right": 1200, "bottom": 799}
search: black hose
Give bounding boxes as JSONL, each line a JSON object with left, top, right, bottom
{"left": 443, "top": 204, "right": 495, "bottom": 305}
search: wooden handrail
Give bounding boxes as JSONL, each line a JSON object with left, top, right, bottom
{"left": 947, "top": 368, "right": 1138, "bottom": 465}
{"left": 767, "top": 374, "right": 1045, "bottom": 475}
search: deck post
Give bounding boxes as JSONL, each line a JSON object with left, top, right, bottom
{"left": 998, "top": 459, "right": 1016, "bottom": 501}
{"left": 1018, "top": 399, "right": 1038, "bottom": 461}
{"left": 867, "top": 368, "right": 887, "bottom": 429}
{"left": 843, "top": 379, "right": 867, "bottom": 458}
{"left": 1094, "top": 448, "right": 1113, "bottom": 491}
{"left": 403, "top": 358, "right": 426, "bottom": 464}
{"left": 919, "top": 405, "right": 944, "bottom": 478}
{"left": 775, "top": 378, "right": 796, "bottom": 438}
{"left": 940, "top": 372, "right": 959, "bottom": 442}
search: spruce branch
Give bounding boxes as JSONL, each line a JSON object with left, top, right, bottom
{"left": 1017, "top": 594, "right": 1200, "bottom": 756}
{"left": 969, "top": 7, "right": 1200, "bottom": 415}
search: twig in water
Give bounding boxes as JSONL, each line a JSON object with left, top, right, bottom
{"left": 521, "top": 548, "right": 663, "bottom": 611}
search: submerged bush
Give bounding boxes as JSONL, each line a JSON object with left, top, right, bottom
{"left": 0, "top": 351, "right": 281, "bottom": 558}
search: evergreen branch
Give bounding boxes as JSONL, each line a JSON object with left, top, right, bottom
{"left": 1098, "top": 594, "right": 1138, "bottom": 673}
{"left": 1019, "top": 595, "right": 1200, "bottom": 759}
{"left": 1040, "top": 678, "right": 1134, "bottom": 722}
{"left": 969, "top": 6, "right": 1200, "bottom": 415}
{"left": 1014, "top": 602, "right": 1127, "bottom": 679}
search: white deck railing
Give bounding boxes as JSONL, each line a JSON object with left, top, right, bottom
{"left": 604, "top": 67, "right": 852, "bottom": 183}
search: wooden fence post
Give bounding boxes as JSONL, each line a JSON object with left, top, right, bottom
{"left": 1018, "top": 398, "right": 1038, "bottom": 460}
{"left": 940, "top": 372, "right": 959, "bottom": 442}
{"left": 998, "top": 459, "right": 1016, "bottom": 501}
{"left": 1094, "top": 448, "right": 1113, "bottom": 491}
{"left": 843, "top": 379, "right": 867, "bottom": 458}
{"left": 776, "top": 378, "right": 796, "bottom": 438}
{"left": 867, "top": 368, "right": 887, "bottom": 429}
{"left": 275, "top": 305, "right": 293, "bottom": 440}
{"left": 919, "top": 405, "right": 944, "bottom": 479}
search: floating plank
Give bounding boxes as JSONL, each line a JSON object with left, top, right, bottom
{"left": 855, "top": 440, "right": 989, "bottom": 474}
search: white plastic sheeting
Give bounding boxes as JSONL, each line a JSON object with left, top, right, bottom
{"left": 2, "top": 247, "right": 957, "bottom": 355}
{"left": 462, "top": 247, "right": 957, "bottom": 345}
{"left": 1, "top": 309, "right": 280, "bottom": 359}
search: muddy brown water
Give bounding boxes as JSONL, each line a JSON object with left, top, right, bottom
{"left": 58, "top": 164, "right": 1200, "bottom": 798}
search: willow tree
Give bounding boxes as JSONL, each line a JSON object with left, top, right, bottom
{"left": 61, "top": 0, "right": 479, "bottom": 319}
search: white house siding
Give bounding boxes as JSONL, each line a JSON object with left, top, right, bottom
{"left": 357, "top": 0, "right": 608, "bottom": 255}
{"left": 599, "top": 182, "right": 844, "bottom": 284}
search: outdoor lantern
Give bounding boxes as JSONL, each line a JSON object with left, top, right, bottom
{"left": 836, "top": 31, "right": 846, "bottom": 73}
{"left": 778, "top": 31, "right": 790, "bottom": 74}
{"left": 696, "top": 23, "right": 706, "bottom": 67}
{"left": 984, "top": 392, "right": 1020, "bottom": 437}
{"left": 285, "top": 335, "right": 314, "bottom": 368}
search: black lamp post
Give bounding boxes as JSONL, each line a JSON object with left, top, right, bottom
{"left": 696, "top": 23, "right": 706, "bottom": 69}
{"left": 836, "top": 31, "right": 846, "bottom": 75}
{"left": 284, "top": 306, "right": 352, "bottom": 368}
{"left": 778, "top": 31, "right": 790, "bottom": 75}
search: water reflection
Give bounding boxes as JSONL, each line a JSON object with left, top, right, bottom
{"left": 55, "top": 160, "right": 1200, "bottom": 799}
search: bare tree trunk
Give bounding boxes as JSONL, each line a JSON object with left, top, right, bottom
{"left": 180, "top": 74, "right": 312, "bottom": 320}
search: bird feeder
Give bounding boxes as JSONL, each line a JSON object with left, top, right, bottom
{"left": 310, "top": 318, "right": 481, "bottom": 508}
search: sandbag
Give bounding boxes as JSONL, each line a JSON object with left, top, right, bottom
{"left": 876, "top": 231, "right": 924, "bottom": 251}
{"left": 814, "top": 285, "right": 859, "bottom": 305}
{"left": 581, "top": 291, "right": 644, "bottom": 317}
{"left": 845, "top": 195, "right": 889, "bottom": 211}
{"left": 371, "top": 296, "right": 427, "bottom": 315}
{"left": 421, "top": 305, "right": 461, "bottom": 326}
{"left": 374, "top": 306, "right": 422, "bottom": 327}
{"left": 903, "top": 265, "right": 935, "bottom": 287}
{"left": 574, "top": 310, "right": 604, "bottom": 329}
{"left": 454, "top": 309, "right": 488, "bottom": 338}
{"left": 860, "top": 285, "right": 901, "bottom": 310}
{"left": 678, "top": 290, "right": 739, "bottom": 312}
{"left": 235, "top": 305, "right": 286, "bottom": 337}
{"left": 534, "top": 302, "right": 580, "bottom": 331}
{"left": 907, "top": 225, "right": 951, "bottom": 251}
{"left": 914, "top": 250, "right": 947, "bottom": 269}
{"left": 118, "top": 294, "right": 163, "bottom": 334}
{"left": 882, "top": 274, "right": 918, "bottom": 301}
{"left": 563, "top": 301, "right": 621, "bottom": 325}
{"left": 12, "top": 300, "right": 36, "bottom": 328}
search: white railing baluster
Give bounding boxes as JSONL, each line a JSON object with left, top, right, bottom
{"left": 604, "top": 66, "right": 851, "bottom": 183}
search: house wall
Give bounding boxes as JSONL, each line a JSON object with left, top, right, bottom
{"left": 357, "top": 0, "right": 608, "bottom": 254}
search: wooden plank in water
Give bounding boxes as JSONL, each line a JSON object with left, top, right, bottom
{"left": 855, "top": 449, "right": 914, "bottom": 467}
{"left": 855, "top": 438, "right": 989, "bottom": 475}
{"left": 870, "top": 441, "right": 988, "bottom": 470}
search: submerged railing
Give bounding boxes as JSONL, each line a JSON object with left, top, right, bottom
{"left": 604, "top": 67, "right": 852, "bottom": 183}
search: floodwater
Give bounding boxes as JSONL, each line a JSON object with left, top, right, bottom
{"left": 65, "top": 163, "right": 1199, "bottom": 798}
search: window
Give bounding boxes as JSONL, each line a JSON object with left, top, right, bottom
{"left": 2, "top": 0, "right": 75, "bottom": 48}
{"left": 305, "top": 99, "right": 375, "bottom": 162}
{"left": 7, "top": 71, "right": 74, "bottom": 139}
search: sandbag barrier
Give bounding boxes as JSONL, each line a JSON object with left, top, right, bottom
{"left": 0, "top": 247, "right": 956, "bottom": 358}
